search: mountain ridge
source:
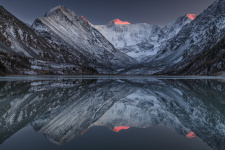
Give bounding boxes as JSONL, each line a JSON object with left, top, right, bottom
{"left": 32, "top": 5, "right": 136, "bottom": 70}
{"left": 120, "top": 0, "right": 225, "bottom": 75}
{"left": 1, "top": 1, "right": 225, "bottom": 75}
{"left": 0, "top": 5, "right": 136, "bottom": 75}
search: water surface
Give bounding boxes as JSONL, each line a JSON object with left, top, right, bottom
{"left": 0, "top": 76, "right": 224, "bottom": 150}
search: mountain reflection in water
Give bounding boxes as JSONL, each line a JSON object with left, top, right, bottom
{"left": 0, "top": 77, "right": 225, "bottom": 150}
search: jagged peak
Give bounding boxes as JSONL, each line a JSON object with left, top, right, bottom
{"left": 187, "top": 14, "right": 197, "bottom": 20}
{"left": 164, "top": 14, "right": 192, "bottom": 28}
{"left": 44, "top": 5, "right": 78, "bottom": 18}
{"left": 44, "top": 5, "right": 65, "bottom": 17}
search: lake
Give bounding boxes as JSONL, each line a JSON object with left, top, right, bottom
{"left": 0, "top": 76, "right": 224, "bottom": 150}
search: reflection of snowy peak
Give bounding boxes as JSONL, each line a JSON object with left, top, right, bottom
{"left": 93, "top": 79, "right": 225, "bottom": 150}
{"left": 34, "top": 80, "right": 134, "bottom": 145}
{"left": 94, "top": 90, "right": 191, "bottom": 136}
{"left": 94, "top": 15, "right": 193, "bottom": 61}
{"left": 0, "top": 79, "right": 225, "bottom": 149}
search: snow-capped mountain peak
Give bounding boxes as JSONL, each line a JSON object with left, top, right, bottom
{"left": 94, "top": 14, "right": 193, "bottom": 61}
{"left": 122, "top": 0, "right": 225, "bottom": 75}
{"left": 44, "top": 5, "right": 67, "bottom": 17}
{"left": 43, "top": 5, "right": 81, "bottom": 22}
{"left": 33, "top": 6, "right": 136, "bottom": 72}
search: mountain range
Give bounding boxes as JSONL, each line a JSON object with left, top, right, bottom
{"left": 0, "top": 0, "right": 225, "bottom": 75}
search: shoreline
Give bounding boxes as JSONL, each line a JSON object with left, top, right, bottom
{"left": 0, "top": 74, "right": 225, "bottom": 81}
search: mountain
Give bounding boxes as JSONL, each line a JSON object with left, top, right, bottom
{"left": 122, "top": 0, "right": 225, "bottom": 75}
{"left": 0, "top": 5, "right": 99, "bottom": 75}
{"left": 32, "top": 6, "right": 136, "bottom": 71}
{"left": 0, "top": 5, "right": 136, "bottom": 75}
{"left": 94, "top": 15, "right": 194, "bottom": 61}
{"left": 157, "top": 0, "right": 225, "bottom": 75}
{"left": 0, "top": 6, "right": 52, "bottom": 59}
{"left": 1, "top": 1, "right": 224, "bottom": 76}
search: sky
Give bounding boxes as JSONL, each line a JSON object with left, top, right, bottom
{"left": 0, "top": 0, "right": 216, "bottom": 25}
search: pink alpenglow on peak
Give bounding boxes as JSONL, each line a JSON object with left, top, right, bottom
{"left": 113, "top": 126, "right": 130, "bottom": 132}
{"left": 81, "top": 16, "right": 90, "bottom": 23}
{"left": 81, "top": 127, "right": 90, "bottom": 135}
{"left": 186, "top": 132, "right": 197, "bottom": 138}
{"left": 187, "top": 14, "right": 197, "bottom": 20}
{"left": 113, "top": 19, "right": 131, "bottom": 25}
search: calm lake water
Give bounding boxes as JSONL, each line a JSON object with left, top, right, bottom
{"left": 0, "top": 76, "right": 225, "bottom": 150}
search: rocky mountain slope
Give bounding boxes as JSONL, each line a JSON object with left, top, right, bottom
{"left": 163, "top": 36, "right": 225, "bottom": 75}
{"left": 122, "top": 0, "right": 225, "bottom": 75}
{"left": 0, "top": 6, "right": 54, "bottom": 59}
{"left": 0, "top": 5, "right": 99, "bottom": 75}
{"left": 32, "top": 6, "right": 136, "bottom": 70}
{"left": 0, "top": 5, "right": 136, "bottom": 75}
{"left": 1, "top": 0, "right": 225, "bottom": 75}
